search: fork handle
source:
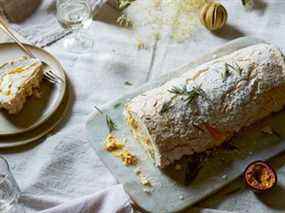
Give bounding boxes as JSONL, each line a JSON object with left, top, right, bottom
{"left": 0, "top": 16, "right": 35, "bottom": 58}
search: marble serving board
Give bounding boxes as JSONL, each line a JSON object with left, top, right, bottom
{"left": 86, "top": 37, "right": 285, "bottom": 212}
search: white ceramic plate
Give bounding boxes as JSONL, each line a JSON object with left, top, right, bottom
{"left": 0, "top": 81, "right": 71, "bottom": 148}
{"left": 0, "top": 43, "right": 66, "bottom": 136}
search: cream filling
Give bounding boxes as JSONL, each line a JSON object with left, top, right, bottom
{"left": 126, "top": 109, "right": 156, "bottom": 161}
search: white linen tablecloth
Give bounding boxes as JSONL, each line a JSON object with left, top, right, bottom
{"left": 1, "top": 0, "right": 285, "bottom": 212}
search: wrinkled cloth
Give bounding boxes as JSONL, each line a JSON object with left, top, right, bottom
{"left": 10, "top": 0, "right": 107, "bottom": 47}
{"left": 29, "top": 185, "right": 133, "bottom": 213}
{"left": 1, "top": 0, "right": 285, "bottom": 213}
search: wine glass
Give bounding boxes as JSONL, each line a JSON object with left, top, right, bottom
{"left": 56, "top": 0, "right": 94, "bottom": 52}
{"left": 0, "top": 156, "right": 21, "bottom": 213}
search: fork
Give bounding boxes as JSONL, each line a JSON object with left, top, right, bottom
{"left": 0, "top": 17, "right": 64, "bottom": 84}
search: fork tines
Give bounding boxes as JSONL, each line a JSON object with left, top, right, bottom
{"left": 44, "top": 70, "right": 64, "bottom": 84}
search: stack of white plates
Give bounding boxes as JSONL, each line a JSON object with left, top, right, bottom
{"left": 0, "top": 43, "right": 70, "bottom": 148}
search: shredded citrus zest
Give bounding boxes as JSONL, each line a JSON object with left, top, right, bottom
{"left": 124, "top": 0, "right": 208, "bottom": 43}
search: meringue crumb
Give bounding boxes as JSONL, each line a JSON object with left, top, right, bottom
{"left": 120, "top": 150, "right": 137, "bottom": 166}
{"left": 104, "top": 134, "right": 137, "bottom": 166}
{"left": 135, "top": 169, "right": 152, "bottom": 186}
{"left": 104, "top": 134, "right": 124, "bottom": 152}
{"left": 140, "top": 176, "right": 151, "bottom": 186}
{"left": 136, "top": 39, "right": 145, "bottom": 50}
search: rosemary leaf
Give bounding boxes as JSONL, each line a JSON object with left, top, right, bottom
{"left": 94, "top": 105, "right": 103, "bottom": 114}
{"left": 160, "top": 101, "right": 173, "bottom": 115}
{"left": 235, "top": 63, "right": 243, "bottom": 75}
{"left": 113, "top": 102, "right": 122, "bottom": 109}
{"left": 185, "top": 86, "right": 207, "bottom": 106}
{"left": 124, "top": 81, "right": 133, "bottom": 86}
{"left": 168, "top": 85, "right": 206, "bottom": 106}
{"left": 106, "top": 115, "right": 118, "bottom": 133}
{"left": 282, "top": 53, "right": 285, "bottom": 63}
{"left": 185, "top": 89, "right": 200, "bottom": 106}
{"left": 225, "top": 63, "right": 243, "bottom": 76}
{"left": 168, "top": 85, "right": 187, "bottom": 95}
{"left": 221, "top": 64, "right": 231, "bottom": 81}
{"left": 195, "top": 86, "right": 207, "bottom": 97}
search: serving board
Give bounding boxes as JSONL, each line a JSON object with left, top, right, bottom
{"left": 86, "top": 37, "right": 285, "bottom": 212}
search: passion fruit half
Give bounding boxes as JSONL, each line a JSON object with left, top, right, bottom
{"left": 243, "top": 161, "right": 277, "bottom": 192}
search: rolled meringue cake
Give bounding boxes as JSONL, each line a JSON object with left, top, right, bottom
{"left": 125, "top": 44, "right": 285, "bottom": 168}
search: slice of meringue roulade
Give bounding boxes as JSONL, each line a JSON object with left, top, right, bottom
{"left": 0, "top": 56, "right": 43, "bottom": 114}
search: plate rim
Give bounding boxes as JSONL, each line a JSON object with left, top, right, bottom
{"left": 0, "top": 78, "right": 71, "bottom": 148}
{"left": 0, "top": 42, "right": 67, "bottom": 136}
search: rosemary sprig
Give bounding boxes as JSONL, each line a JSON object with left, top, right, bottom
{"left": 225, "top": 63, "right": 243, "bottom": 76}
{"left": 160, "top": 101, "right": 173, "bottom": 115}
{"left": 168, "top": 85, "right": 187, "bottom": 95}
{"left": 113, "top": 102, "right": 122, "bottom": 109}
{"left": 168, "top": 85, "right": 205, "bottom": 106}
{"left": 185, "top": 90, "right": 200, "bottom": 106}
{"left": 106, "top": 115, "right": 118, "bottom": 133}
